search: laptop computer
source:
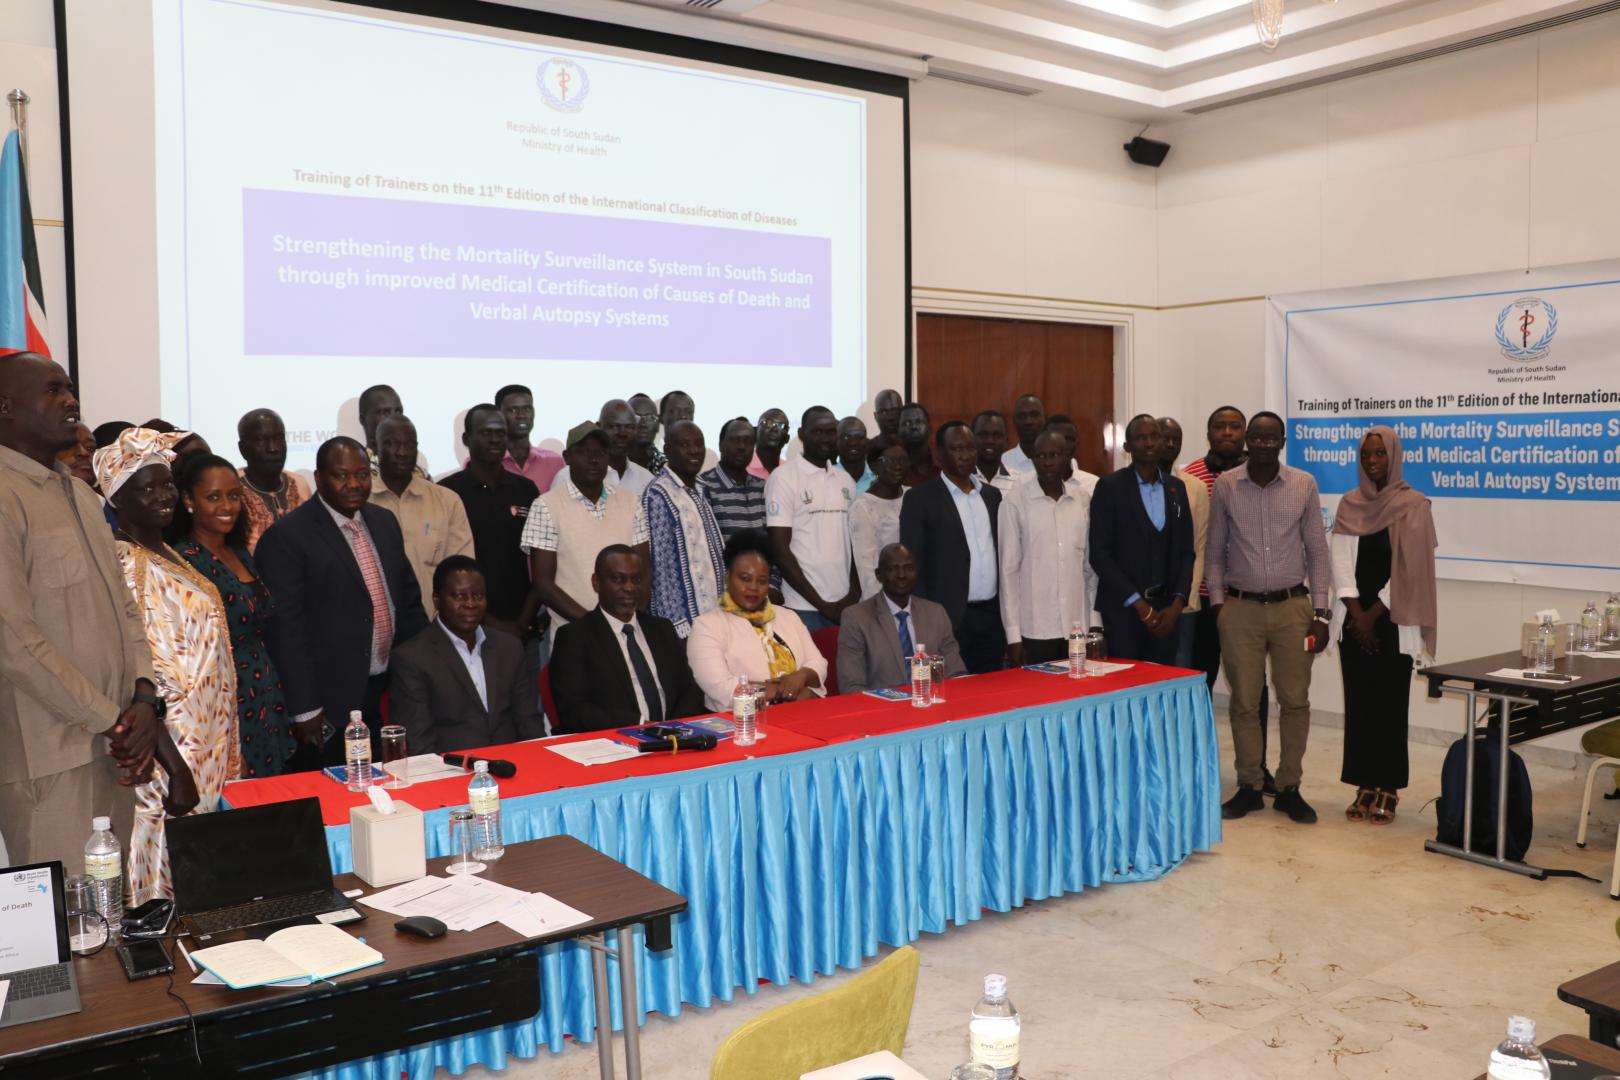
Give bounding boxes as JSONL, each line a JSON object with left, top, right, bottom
{"left": 167, "top": 797, "right": 362, "bottom": 942}
{"left": 0, "top": 860, "right": 82, "bottom": 1028}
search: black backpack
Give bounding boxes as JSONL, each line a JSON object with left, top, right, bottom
{"left": 1435, "top": 735, "right": 1533, "bottom": 862}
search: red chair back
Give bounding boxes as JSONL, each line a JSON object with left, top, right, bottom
{"left": 810, "top": 626, "right": 841, "bottom": 696}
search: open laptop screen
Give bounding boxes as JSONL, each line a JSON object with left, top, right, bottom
{"left": 0, "top": 861, "right": 69, "bottom": 975}
{"left": 167, "top": 798, "right": 335, "bottom": 915}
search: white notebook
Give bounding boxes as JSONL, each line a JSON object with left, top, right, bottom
{"left": 189, "top": 923, "right": 383, "bottom": 989}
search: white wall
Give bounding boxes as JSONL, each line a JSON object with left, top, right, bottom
{"left": 2, "top": 1, "right": 67, "bottom": 384}
{"left": 910, "top": 10, "right": 1620, "bottom": 741}
{"left": 1152, "top": 13, "right": 1620, "bottom": 740}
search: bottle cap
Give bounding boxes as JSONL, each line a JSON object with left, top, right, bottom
{"left": 350, "top": 710, "right": 363, "bottom": 720}
{"left": 473, "top": 760, "right": 490, "bottom": 773}
{"left": 1507, "top": 1015, "right": 1536, "bottom": 1042}
{"left": 915, "top": 643, "right": 926, "bottom": 656}
{"left": 983, "top": 973, "right": 1007, "bottom": 998}
{"left": 91, "top": 816, "right": 110, "bottom": 831}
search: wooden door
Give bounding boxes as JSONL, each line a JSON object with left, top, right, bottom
{"left": 914, "top": 314, "right": 1115, "bottom": 477}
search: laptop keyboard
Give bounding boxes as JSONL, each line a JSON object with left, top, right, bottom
{"left": 186, "top": 890, "right": 343, "bottom": 936}
{"left": 8, "top": 964, "right": 72, "bottom": 1001}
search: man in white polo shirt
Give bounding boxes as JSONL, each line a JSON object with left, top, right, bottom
{"left": 765, "top": 405, "right": 858, "bottom": 632}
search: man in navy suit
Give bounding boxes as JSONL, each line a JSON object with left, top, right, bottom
{"left": 258, "top": 436, "right": 428, "bottom": 769}
{"left": 1088, "top": 414, "right": 1196, "bottom": 665}
{"left": 899, "top": 420, "right": 1005, "bottom": 674}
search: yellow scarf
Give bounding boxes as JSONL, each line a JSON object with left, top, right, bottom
{"left": 720, "top": 591, "right": 797, "bottom": 679}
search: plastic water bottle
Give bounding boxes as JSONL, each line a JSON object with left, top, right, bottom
{"left": 911, "top": 644, "right": 932, "bottom": 707}
{"left": 344, "top": 710, "right": 373, "bottom": 791}
{"left": 84, "top": 816, "right": 123, "bottom": 942}
{"left": 1486, "top": 1015, "right": 1551, "bottom": 1079}
{"left": 468, "top": 760, "right": 505, "bottom": 862}
{"left": 732, "top": 674, "right": 757, "bottom": 746}
{"left": 1605, "top": 592, "right": 1620, "bottom": 644}
{"left": 1531, "top": 615, "right": 1556, "bottom": 673}
{"left": 1579, "top": 601, "right": 1602, "bottom": 651}
{"left": 1068, "top": 621, "right": 1086, "bottom": 678}
{"left": 969, "top": 973, "right": 1020, "bottom": 1080}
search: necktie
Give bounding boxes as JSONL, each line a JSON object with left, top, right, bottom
{"left": 623, "top": 623, "right": 664, "bottom": 723}
{"left": 895, "top": 609, "right": 914, "bottom": 660}
{"left": 345, "top": 519, "right": 394, "bottom": 667}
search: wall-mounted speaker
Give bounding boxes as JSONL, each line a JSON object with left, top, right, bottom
{"left": 1123, "top": 136, "right": 1170, "bottom": 168}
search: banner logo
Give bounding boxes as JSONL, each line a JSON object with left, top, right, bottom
{"left": 1495, "top": 296, "right": 1558, "bottom": 362}
{"left": 537, "top": 58, "right": 589, "bottom": 113}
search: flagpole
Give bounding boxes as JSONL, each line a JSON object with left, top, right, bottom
{"left": 6, "top": 89, "right": 27, "bottom": 174}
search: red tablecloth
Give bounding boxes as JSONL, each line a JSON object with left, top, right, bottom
{"left": 772, "top": 662, "right": 1200, "bottom": 744}
{"left": 224, "top": 662, "right": 1201, "bottom": 826}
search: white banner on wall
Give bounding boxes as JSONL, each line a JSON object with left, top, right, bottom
{"left": 1266, "top": 259, "right": 1620, "bottom": 591}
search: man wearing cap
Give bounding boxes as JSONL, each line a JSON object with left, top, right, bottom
{"left": 520, "top": 421, "right": 651, "bottom": 642}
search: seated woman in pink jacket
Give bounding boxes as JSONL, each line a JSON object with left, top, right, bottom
{"left": 686, "top": 530, "right": 828, "bottom": 713}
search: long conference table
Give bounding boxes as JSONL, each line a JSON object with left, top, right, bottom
{"left": 224, "top": 662, "right": 1222, "bottom": 1079}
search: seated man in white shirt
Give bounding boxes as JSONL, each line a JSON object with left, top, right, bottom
{"left": 548, "top": 545, "right": 706, "bottom": 734}
{"left": 388, "top": 556, "right": 544, "bottom": 754}
{"left": 838, "top": 543, "right": 964, "bottom": 694}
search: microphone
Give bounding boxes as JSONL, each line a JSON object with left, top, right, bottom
{"left": 441, "top": 753, "right": 517, "bottom": 778}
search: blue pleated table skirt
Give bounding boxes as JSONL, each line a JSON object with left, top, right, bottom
{"left": 304, "top": 672, "right": 1220, "bottom": 1079}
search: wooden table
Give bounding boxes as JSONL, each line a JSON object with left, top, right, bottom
{"left": 1560, "top": 961, "right": 1620, "bottom": 1048}
{"left": 0, "top": 835, "right": 684, "bottom": 1080}
{"left": 1419, "top": 649, "right": 1620, "bottom": 878}
{"left": 1470, "top": 1033, "right": 1620, "bottom": 1077}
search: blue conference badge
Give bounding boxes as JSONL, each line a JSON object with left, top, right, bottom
{"left": 537, "top": 58, "right": 590, "bottom": 113}
{"left": 1495, "top": 296, "right": 1557, "bottom": 362}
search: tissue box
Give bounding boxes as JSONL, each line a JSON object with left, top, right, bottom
{"left": 1520, "top": 621, "right": 1573, "bottom": 660}
{"left": 350, "top": 801, "right": 426, "bottom": 886}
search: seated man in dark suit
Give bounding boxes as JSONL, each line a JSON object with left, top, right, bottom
{"left": 548, "top": 544, "right": 706, "bottom": 733}
{"left": 388, "top": 555, "right": 544, "bottom": 754}
{"left": 258, "top": 436, "right": 428, "bottom": 768}
{"left": 899, "top": 421, "right": 1005, "bottom": 673}
{"left": 838, "top": 543, "right": 964, "bottom": 694}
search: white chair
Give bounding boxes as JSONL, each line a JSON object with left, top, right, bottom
{"left": 1575, "top": 755, "right": 1620, "bottom": 898}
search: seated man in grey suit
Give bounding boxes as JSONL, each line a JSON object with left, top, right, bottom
{"left": 388, "top": 555, "right": 544, "bottom": 754}
{"left": 838, "top": 542, "right": 965, "bottom": 694}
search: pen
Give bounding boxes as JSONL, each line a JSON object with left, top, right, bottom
{"left": 176, "top": 938, "right": 198, "bottom": 974}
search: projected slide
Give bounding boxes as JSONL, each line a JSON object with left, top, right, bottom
{"left": 149, "top": 0, "right": 881, "bottom": 471}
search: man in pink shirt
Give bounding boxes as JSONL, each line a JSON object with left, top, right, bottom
{"left": 497, "top": 384, "right": 564, "bottom": 493}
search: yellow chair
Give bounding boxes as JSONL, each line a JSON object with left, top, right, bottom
{"left": 710, "top": 946, "right": 922, "bottom": 1080}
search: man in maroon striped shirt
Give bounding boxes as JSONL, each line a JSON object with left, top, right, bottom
{"left": 1181, "top": 406, "right": 1277, "bottom": 795}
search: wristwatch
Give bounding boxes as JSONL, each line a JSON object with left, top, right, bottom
{"left": 1313, "top": 609, "right": 1331, "bottom": 621}
{"left": 132, "top": 690, "right": 167, "bottom": 721}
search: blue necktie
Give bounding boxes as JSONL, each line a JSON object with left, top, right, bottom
{"left": 622, "top": 623, "right": 663, "bottom": 723}
{"left": 895, "top": 609, "right": 914, "bottom": 659}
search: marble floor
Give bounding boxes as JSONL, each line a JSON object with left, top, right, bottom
{"left": 492, "top": 715, "right": 1620, "bottom": 1079}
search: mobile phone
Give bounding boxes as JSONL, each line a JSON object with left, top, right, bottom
{"left": 118, "top": 938, "right": 175, "bottom": 981}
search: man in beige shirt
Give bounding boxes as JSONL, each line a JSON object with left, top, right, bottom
{"left": 369, "top": 416, "right": 473, "bottom": 618}
{"left": 0, "top": 353, "right": 164, "bottom": 867}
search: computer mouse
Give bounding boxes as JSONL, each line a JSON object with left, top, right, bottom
{"left": 394, "top": 915, "right": 448, "bottom": 939}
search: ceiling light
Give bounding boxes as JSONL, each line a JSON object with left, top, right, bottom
{"left": 1252, "top": 0, "right": 1284, "bottom": 49}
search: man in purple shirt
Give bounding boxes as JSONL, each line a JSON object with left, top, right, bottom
{"left": 1206, "top": 411, "right": 1332, "bottom": 825}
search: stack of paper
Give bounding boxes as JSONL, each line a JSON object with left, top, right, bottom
{"left": 384, "top": 754, "right": 467, "bottom": 783}
{"left": 357, "top": 874, "right": 591, "bottom": 938}
{"left": 545, "top": 738, "right": 640, "bottom": 765}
